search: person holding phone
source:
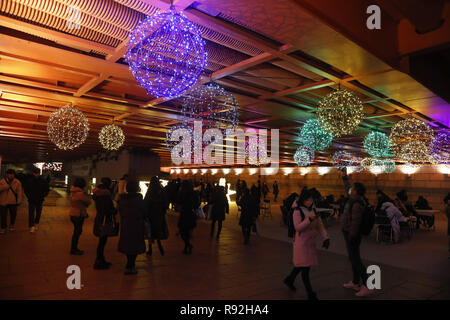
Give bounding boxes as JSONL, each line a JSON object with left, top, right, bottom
{"left": 283, "top": 188, "right": 330, "bottom": 300}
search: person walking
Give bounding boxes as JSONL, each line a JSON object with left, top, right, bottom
{"left": 144, "top": 176, "right": 169, "bottom": 256}
{"left": 209, "top": 185, "right": 229, "bottom": 240}
{"left": 273, "top": 181, "right": 279, "bottom": 202}
{"left": 237, "top": 183, "right": 258, "bottom": 245}
{"left": 92, "top": 177, "right": 116, "bottom": 270}
{"left": 118, "top": 180, "right": 146, "bottom": 275}
{"left": 262, "top": 182, "right": 269, "bottom": 200}
{"left": 69, "top": 178, "right": 91, "bottom": 255}
{"left": 0, "top": 169, "right": 23, "bottom": 234}
{"left": 340, "top": 168, "right": 373, "bottom": 297}
{"left": 283, "top": 188, "right": 330, "bottom": 300}
{"left": 235, "top": 179, "right": 241, "bottom": 204}
{"left": 177, "top": 180, "right": 199, "bottom": 254}
{"left": 24, "top": 167, "right": 49, "bottom": 233}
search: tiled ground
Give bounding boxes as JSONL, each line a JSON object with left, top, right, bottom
{"left": 0, "top": 190, "right": 449, "bottom": 300}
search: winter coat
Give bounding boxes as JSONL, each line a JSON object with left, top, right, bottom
{"left": 292, "top": 205, "right": 329, "bottom": 267}
{"left": 69, "top": 186, "right": 91, "bottom": 217}
{"left": 177, "top": 190, "right": 199, "bottom": 231}
{"left": 381, "top": 202, "right": 406, "bottom": 243}
{"left": 92, "top": 186, "right": 116, "bottom": 237}
{"left": 144, "top": 189, "right": 169, "bottom": 240}
{"left": 118, "top": 193, "right": 146, "bottom": 255}
{"left": 341, "top": 174, "right": 364, "bottom": 238}
{"left": 0, "top": 178, "right": 23, "bottom": 206}
{"left": 210, "top": 191, "right": 229, "bottom": 221}
{"left": 238, "top": 193, "right": 258, "bottom": 227}
{"left": 24, "top": 176, "right": 49, "bottom": 204}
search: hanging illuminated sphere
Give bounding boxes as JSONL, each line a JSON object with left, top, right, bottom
{"left": 389, "top": 118, "right": 434, "bottom": 156}
{"left": 364, "top": 131, "right": 391, "bottom": 157}
{"left": 126, "top": 7, "right": 207, "bottom": 98}
{"left": 430, "top": 131, "right": 450, "bottom": 165}
{"left": 399, "top": 140, "right": 434, "bottom": 164}
{"left": 299, "top": 119, "right": 333, "bottom": 151}
{"left": 383, "top": 159, "right": 396, "bottom": 173}
{"left": 99, "top": 124, "right": 125, "bottom": 150}
{"left": 47, "top": 104, "right": 89, "bottom": 150}
{"left": 245, "top": 136, "right": 269, "bottom": 166}
{"left": 332, "top": 150, "right": 354, "bottom": 168}
{"left": 182, "top": 82, "right": 239, "bottom": 132}
{"left": 369, "top": 158, "right": 385, "bottom": 174}
{"left": 317, "top": 89, "right": 364, "bottom": 137}
{"left": 293, "top": 146, "right": 314, "bottom": 166}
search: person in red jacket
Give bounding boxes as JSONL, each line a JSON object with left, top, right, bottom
{"left": 69, "top": 178, "right": 91, "bottom": 255}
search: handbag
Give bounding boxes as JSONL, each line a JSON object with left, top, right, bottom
{"left": 144, "top": 217, "right": 152, "bottom": 239}
{"left": 99, "top": 214, "right": 119, "bottom": 237}
{"left": 195, "top": 207, "right": 205, "bottom": 219}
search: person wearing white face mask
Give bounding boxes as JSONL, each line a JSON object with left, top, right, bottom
{"left": 340, "top": 167, "right": 373, "bottom": 297}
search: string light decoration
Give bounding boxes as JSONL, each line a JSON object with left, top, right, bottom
{"left": 293, "top": 146, "right": 314, "bottom": 166}
{"left": 99, "top": 124, "right": 125, "bottom": 150}
{"left": 299, "top": 119, "right": 333, "bottom": 151}
{"left": 165, "top": 123, "right": 193, "bottom": 153}
{"left": 317, "top": 89, "right": 364, "bottom": 137}
{"left": 332, "top": 150, "right": 354, "bottom": 168}
{"left": 181, "top": 82, "right": 239, "bottom": 132}
{"left": 351, "top": 157, "right": 364, "bottom": 173}
{"left": 369, "top": 158, "right": 385, "bottom": 174}
{"left": 430, "top": 132, "right": 450, "bottom": 165}
{"left": 383, "top": 159, "right": 396, "bottom": 173}
{"left": 47, "top": 104, "right": 89, "bottom": 150}
{"left": 126, "top": 6, "right": 207, "bottom": 98}
{"left": 389, "top": 118, "right": 434, "bottom": 156}
{"left": 364, "top": 131, "right": 391, "bottom": 157}
{"left": 245, "top": 136, "right": 269, "bottom": 166}
{"left": 399, "top": 140, "right": 435, "bottom": 164}
{"left": 361, "top": 157, "right": 372, "bottom": 170}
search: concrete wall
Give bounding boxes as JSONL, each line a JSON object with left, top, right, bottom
{"left": 171, "top": 165, "right": 450, "bottom": 211}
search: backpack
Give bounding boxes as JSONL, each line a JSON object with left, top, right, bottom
{"left": 360, "top": 204, "right": 376, "bottom": 236}
{"left": 288, "top": 205, "right": 305, "bottom": 238}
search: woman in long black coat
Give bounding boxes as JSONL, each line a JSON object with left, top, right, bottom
{"left": 209, "top": 185, "right": 229, "bottom": 239}
{"left": 238, "top": 185, "right": 259, "bottom": 245}
{"left": 92, "top": 177, "right": 116, "bottom": 270}
{"left": 177, "top": 180, "right": 199, "bottom": 254}
{"left": 118, "top": 180, "right": 146, "bottom": 275}
{"left": 144, "top": 176, "right": 169, "bottom": 256}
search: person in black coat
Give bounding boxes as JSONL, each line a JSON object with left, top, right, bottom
{"left": 177, "top": 180, "right": 200, "bottom": 254}
{"left": 118, "top": 181, "right": 146, "bottom": 275}
{"left": 92, "top": 177, "right": 116, "bottom": 270}
{"left": 262, "top": 182, "right": 269, "bottom": 200}
{"left": 144, "top": 176, "right": 169, "bottom": 256}
{"left": 238, "top": 185, "right": 259, "bottom": 245}
{"left": 24, "top": 167, "right": 49, "bottom": 233}
{"left": 209, "top": 185, "right": 229, "bottom": 240}
{"left": 273, "top": 181, "right": 279, "bottom": 202}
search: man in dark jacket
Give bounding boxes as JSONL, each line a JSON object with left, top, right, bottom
{"left": 24, "top": 167, "right": 49, "bottom": 233}
{"left": 340, "top": 168, "right": 373, "bottom": 297}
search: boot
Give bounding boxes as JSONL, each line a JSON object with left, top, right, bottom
{"left": 283, "top": 276, "right": 296, "bottom": 292}
{"left": 307, "top": 292, "right": 319, "bottom": 300}
{"left": 157, "top": 241, "right": 165, "bottom": 256}
{"left": 94, "top": 259, "right": 111, "bottom": 270}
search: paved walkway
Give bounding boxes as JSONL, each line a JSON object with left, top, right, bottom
{"left": 0, "top": 191, "right": 449, "bottom": 300}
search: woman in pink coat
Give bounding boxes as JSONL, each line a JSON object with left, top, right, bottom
{"left": 284, "top": 188, "right": 330, "bottom": 300}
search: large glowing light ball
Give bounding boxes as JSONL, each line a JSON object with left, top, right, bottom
{"left": 399, "top": 140, "right": 435, "bottom": 164}
{"left": 299, "top": 119, "right": 333, "bottom": 151}
{"left": 182, "top": 82, "right": 239, "bottom": 131}
{"left": 364, "top": 131, "right": 391, "bottom": 157}
{"left": 47, "top": 104, "right": 89, "bottom": 150}
{"left": 245, "top": 136, "right": 269, "bottom": 166}
{"left": 294, "top": 146, "right": 314, "bottom": 166}
{"left": 332, "top": 150, "right": 354, "bottom": 168}
{"left": 317, "top": 89, "right": 364, "bottom": 137}
{"left": 126, "top": 7, "right": 207, "bottom": 98}
{"left": 99, "top": 124, "right": 125, "bottom": 150}
{"left": 430, "top": 131, "right": 450, "bottom": 165}
{"left": 389, "top": 118, "right": 434, "bottom": 156}
{"left": 165, "top": 123, "right": 193, "bottom": 153}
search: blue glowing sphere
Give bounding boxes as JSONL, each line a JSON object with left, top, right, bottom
{"left": 294, "top": 146, "right": 314, "bottom": 166}
{"left": 127, "top": 8, "right": 207, "bottom": 98}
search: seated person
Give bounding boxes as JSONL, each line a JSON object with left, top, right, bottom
{"left": 395, "top": 190, "right": 421, "bottom": 228}
{"left": 380, "top": 201, "right": 407, "bottom": 243}
{"left": 415, "top": 195, "right": 432, "bottom": 210}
